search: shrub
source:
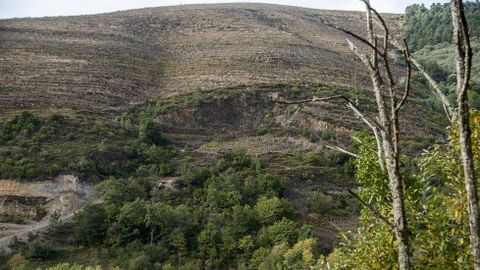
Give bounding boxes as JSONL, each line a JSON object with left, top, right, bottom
{"left": 244, "top": 174, "right": 285, "bottom": 199}
{"left": 138, "top": 120, "right": 166, "bottom": 145}
{"left": 309, "top": 192, "right": 334, "bottom": 215}
{"left": 257, "top": 218, "right": 298, "bottom": 246}
{"left": 33, "top": 205, "right": 47, "bottom": 221}
{"left": 22, "top": 239, "right": 56, "bottom": 260}
{"left": 74, "top": 204, "right": 109, "bottom": 245}
{"left": 254, "top": 196, "right": 294, "bottom": 225}
{"left": 47, "top": 164, "right": 60, "bottom": 177}
{"left": 303, "top": 151, "right": 319, "bottom": 165}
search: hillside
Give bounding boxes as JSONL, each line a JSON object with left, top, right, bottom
{"left": 0, "top": 3, "right": 403, "bottom": 115}
{"left": 0, "top": 4, "right": 446, "bottom": 269}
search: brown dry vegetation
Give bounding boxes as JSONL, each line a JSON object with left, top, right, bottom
{"left": 0, "top": 3, "right": 402, "bottom": 116}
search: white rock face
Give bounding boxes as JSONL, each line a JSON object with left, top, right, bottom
{"left": 0, "top": 175, "right": 94, "bottom": 219}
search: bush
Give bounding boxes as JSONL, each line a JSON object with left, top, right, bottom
{"left": 3, "top": 111, "right": 41, "bottom": 138}
{"left": 244, "top": 174, "right": 285, "bottom": 199}
{"left": 23, "top": 239, "right": 56, "bottom": 260}
{"left": 74, "top": 204, "right": 109, "bottom": 245}
{"left": 309, "top": 192, "right": 334, "bottom": 215}
{"left": 254, "top": 196, "right": 294, "bottom": 225}
{"left": 180, "top": 164, "right": 212, "bottom": 186}
{"left": 257, "top": 218, "right": 298, "bottom": 246}
{"left": 303, "top": 151, "right": 319, "bottom": 165}
{"left": 47, "top": 164, "right": 60, "bottom": 177}
{"left": 33, "top": 205, "right": 47, "bottom": 221}
{"left": 138, "top": 120, "right": 166, "bottom": 145}
{"left": 96, "top": 178, "right": 147, "bottom": 207}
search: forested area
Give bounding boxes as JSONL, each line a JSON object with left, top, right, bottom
{"left": 405, "top": 1, "right": 480, "bottom": 50}
{"left": 405, "top": 1, "right": 480, "bottom": 111}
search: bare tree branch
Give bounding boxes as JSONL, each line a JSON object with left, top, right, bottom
{"left": 325, "top": 144, "right": 359, "bottom": 158}
{"left": 395, "top": 40, "right": 412, "bottom": 112}
{"left": 390, "top": 39, "right": 453, "bottom": 120}
{"left": 320, "top": 19, "right": 385, "bottom": 58}
{"left": 348, "top": 189, "right": 395, "bottom": 230}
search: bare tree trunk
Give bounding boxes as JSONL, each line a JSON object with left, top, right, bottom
{"left": 458, "top": 92, "right": 480, "bottom": 269}
{"left": 451, "top": 0, "right": 480, "bottom": 268}
{"left": 363, "top": 2, "right": 411, "bottom": 267}
{"left": 382, "top": 137, "right": 410, "bottom": 269}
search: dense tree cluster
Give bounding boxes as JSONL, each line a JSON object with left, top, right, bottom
{"left": 5, "top": 150, "right": 331, "bottom": 269}
{"left": 405, "top": 1, "right": 480, "bottom": 51}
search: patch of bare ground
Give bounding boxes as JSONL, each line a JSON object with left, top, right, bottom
{"left": 0, "top": 175, "right": 95, "bottom": 253}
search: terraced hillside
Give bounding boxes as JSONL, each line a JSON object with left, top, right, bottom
{"left": 0, "top": 3, "right": 402, "bottom": 115}
{"left": 0, "top": 5, "right": 447, "bottom": 267}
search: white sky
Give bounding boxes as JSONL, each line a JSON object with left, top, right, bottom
{"left": 0, "top": 0, "right": 451, "bottom": 19}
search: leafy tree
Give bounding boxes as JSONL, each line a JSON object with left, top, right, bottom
{"left": 243, "top": 173, "right": 285, "bottom": 200}
{"left": 254, "top": 196, "right": 294, "bottom": 225}
{"left": 114, "top": 199, "right": 148, "bottom": 244}
{"left": 73, "top": 204, "right": 109, "bottom": 246}
{"left": 257, "top": 218, "right": 298, "bottom": 246}
{"left": 205, "top": 169, "right": 242, "bottom": 209}
{"left": 96, "top": 178, "right": 147, "bottom": 208}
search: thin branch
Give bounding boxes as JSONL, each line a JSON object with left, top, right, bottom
{"left": 361, "top": 0, "right": 389, "bottom": 44}
{"left": 320, "top": 19, "right": 385, "bottom": 58}
{"left": 273, "top": 94, "right": 384, "bottom": 132}
{"left": 348, "top": 189, "right": 395, "bottom": 230}
{"left": 272, "top": 94, "right": 386, "bottom": 170}
{"left": 325, "top": 144, "right": 359, "bottom": 158}
{"left": 352, "top": 136, "right": 363, "bottom": 144}
{"left": 395, "top": 40, "right": 412, "bottom": 112}
{"left": 271, "top": 95, "right": 344, "bottom": 105}
{"left": 390, "top": 39, "right": 453, "bottom": 120}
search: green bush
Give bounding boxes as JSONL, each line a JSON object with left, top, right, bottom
{"left": 22, "top": 239, "right": 56, "bottom": 260}
{"left": 74, "top": 204, "right": 109, "bottom": 245}
{"left": 303, "top": 151, "right": 319, "bottom": 165}
{"left": 309, "top": 192, "right": 334, "bottom": 215}
{"left": 257, "top": 218, "right": 298, "bottom": 246}
{"left": 254, "top": 196, "right": 294, "bottom": 225}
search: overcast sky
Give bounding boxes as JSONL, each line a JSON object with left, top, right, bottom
{"left": 0, "top": 0, "right": 451, "bottom": 19}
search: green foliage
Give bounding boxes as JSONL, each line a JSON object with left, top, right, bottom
{"left": 405, "top": 1, "right": 480, "bottom": 50}
{"left": 254, "top": 196, "right": 294, "bottom": 225}
{"left": 45, "top": 263, "right": 120, "bottom": 270}
{"left": 74, "top": 204, "right": 109, "bottom": 246}
{"left": 303, "top": 151, "right": 319, "bottom": 165}
{"left": 2, "top": 111, "right": 41, "bottom": 139}
{"left": 138, "top": 119, "right": 166, "bottom": 145}
{"left": 22, "top": 239, "right": 56, "bottom": 260}
{"left": 96, "top": 178, "right": 147, "bottom": 207}
{"left": 405, "top": 2, "right": 480, "bottom": 111}
{"left": 205, "top": 169, "right": 242, "bottom": 209}
{"left": 323, "top": 111, "right": 480, "bottom": 269}
{"left": 180, "top": 163, "right": 212, "bottom": 186}
{"left": 48, "top": 210, "right": 61, "bottom": 231}
{"left": 216, "top": 149, "right": 251, "bottom": 170}
{"left": 0, "top": 111, "right": 176, "bottom": 180}
{"left": 243, "top": 173, "right": 285, "bottom": 200}
{"left": 24, "top": 148, "right": 328, "bottom": 269}
{"left": 257, "top": 218, "right": 298, "bottom": 246}
{"left": 309, "top": 192, "right": 335, "bottom": 215}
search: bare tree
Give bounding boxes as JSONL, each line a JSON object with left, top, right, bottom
{"left": 274, "top": 1, "right": 413, "bottom": 268}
